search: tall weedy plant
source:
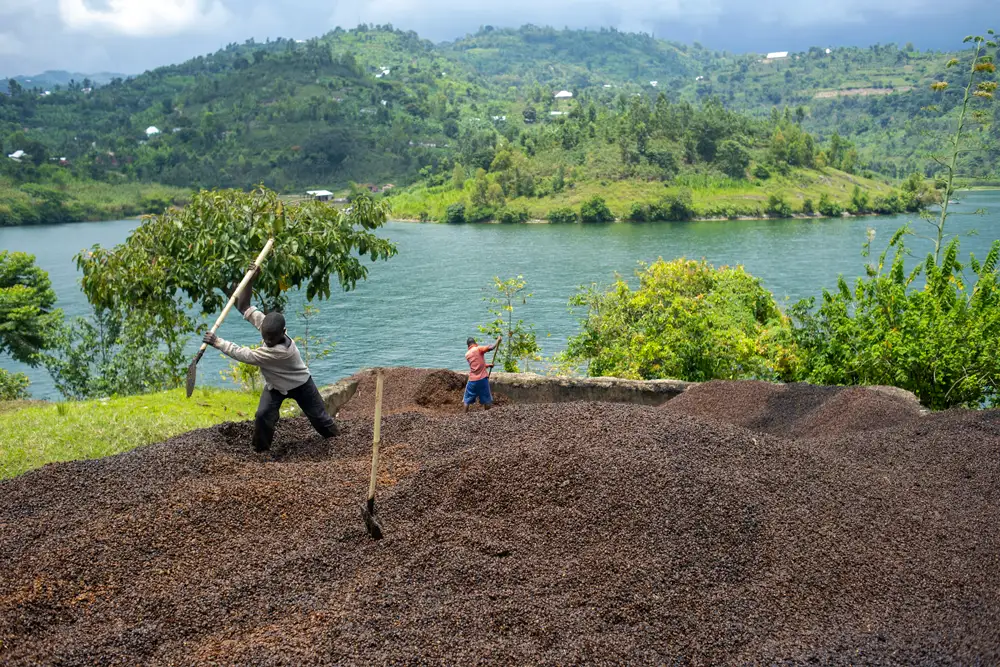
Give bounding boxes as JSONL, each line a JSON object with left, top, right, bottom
{"left": 927, "top": 31, "right": 998, "bottom": 261}
{"left": 478, "top": 276, "right": 541, "bottom": 373}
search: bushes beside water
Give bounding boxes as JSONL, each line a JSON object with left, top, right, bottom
{"left": 0, "top": 180, "right": 189, "bottom": 226}
{"left": 563, "top": 228, "right": 1000, "bottom": 410}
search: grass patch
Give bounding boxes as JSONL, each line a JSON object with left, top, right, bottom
{"left": 0, "top": 400, "right": 47, "bottom": 415}
{"left": 0, "top": 387, "right": 259, "bottom": 480}
{"left": 390, "top": 166, "right": 895, "bottom": 222}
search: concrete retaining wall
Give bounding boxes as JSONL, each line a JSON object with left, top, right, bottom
{"left": 490, "top": 372, "right": 690, "bottom": 406}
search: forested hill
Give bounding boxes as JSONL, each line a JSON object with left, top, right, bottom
{"left": 441, "top": 25, "right": 712, "bottom": 88}
{"left": 0, "top": 24, "right": 995, "bottom": 198}
{"left": 2, "top": 28, "right": 478, "bottom": 192}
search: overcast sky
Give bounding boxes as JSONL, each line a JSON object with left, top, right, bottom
{"left": 0, "top": 0, "right": 987, "bottom": 77}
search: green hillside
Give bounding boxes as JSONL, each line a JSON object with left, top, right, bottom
{"left": 387, "top": 93, "right": 930, "bottom": 223}
{"left": 0, "top": 24, "right": 994, "bottom": 223}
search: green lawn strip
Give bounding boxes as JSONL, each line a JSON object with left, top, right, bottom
{"left": 0, "top": 387, "right": 259, "bottom": 480}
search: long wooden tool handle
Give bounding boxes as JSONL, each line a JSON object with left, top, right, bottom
{"left": 195, "top": 238, "right": 275, "bottom": 357}
{"left": 488, "top": 338, "right": 502, "bottom": 379}
{"left": 367, "top": 370, "right": 384, "bottom": 504}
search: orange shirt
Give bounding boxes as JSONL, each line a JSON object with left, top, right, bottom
{"left": 465, "top": 345, "right": 491, "bottom": 381}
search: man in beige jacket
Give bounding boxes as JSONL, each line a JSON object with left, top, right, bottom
{"left": 204, "top": 265, "right": 337, "bottom": 452}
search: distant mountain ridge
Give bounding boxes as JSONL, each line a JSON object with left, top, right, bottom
{"left": 0, "top": 24, "right": 993, "bottom": 196}
{"left": 5, "top": 70, "right": 128, "bottom": 90}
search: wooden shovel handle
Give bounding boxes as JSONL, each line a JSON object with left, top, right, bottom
{"left": 196, "top": 238, "right": 275, "bottom": 354}
{"left": 367, "top": 370, "right": 384, "bottom": 503}
{"left": 488, "top": 338, "right": 502, "bottom": 379}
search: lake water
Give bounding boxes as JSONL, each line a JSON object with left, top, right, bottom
{"left": 3, "top": 190, "right": 999, "bottom": 400}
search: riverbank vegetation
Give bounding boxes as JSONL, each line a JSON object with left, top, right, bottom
{"left": 0, "top": 163, "right": 189, "bottom": 226}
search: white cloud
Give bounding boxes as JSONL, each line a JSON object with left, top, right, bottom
{"left": 329, "top": 0, "right": 725, "bottom": 39}
{"left": 57, "top": 0, "right": 230, "bottom": 36}
{"left": 0, "top": 32, "right": 23, "bottom": 56}
{"left": 759, "top": 0, "right": 943, "bottom": 26}
{"left": 0, "top": 0, "right": 981, "bottom": 76}
{"left": 325, "top": 0, "right": 967, "bottom": 40}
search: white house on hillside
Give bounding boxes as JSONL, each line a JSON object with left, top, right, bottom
{"left": 7, "top": 150, "right": 25, "bottom": 162}
{"left": 766, "top": 51, "right": 789, "bottom": 60}
{"left": 554, "top": 90, "right": 573, "bottom": 99}
{"left": 307, "top": 190, "right": 334, "bottom": 202}
{"left": 145, "top": 126, "right": 161, "bottom": 136}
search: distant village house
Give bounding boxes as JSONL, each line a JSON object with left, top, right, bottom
{"left": 307, "top": 190, "right": 334, "bottom": 202}
{"left": 554, "top": 90, "right": 573, "bottom": 99}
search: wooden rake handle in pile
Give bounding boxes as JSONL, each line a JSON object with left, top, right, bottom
{"left": 362, "top": 370, "right": 385, "bottom": 540}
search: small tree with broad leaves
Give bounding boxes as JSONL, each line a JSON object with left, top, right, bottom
{"left": 478, "top": 276, "right": 541, "bottom": 373}
{"left": 48, "top": 186, "right": 395, "bottom": 398}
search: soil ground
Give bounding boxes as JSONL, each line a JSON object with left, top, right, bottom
{"left": 1, "top": 368, "right": 998, "bottom": 665}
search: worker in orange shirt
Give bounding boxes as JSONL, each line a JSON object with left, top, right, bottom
{"left": 464, "top": 335, "right": 501, "bottom": 412}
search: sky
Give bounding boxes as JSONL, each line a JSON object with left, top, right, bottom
{"left": 0, "top": 0, "right": 988, "bottom": 77}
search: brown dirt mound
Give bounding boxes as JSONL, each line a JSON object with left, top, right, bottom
{"left": 1, "top": 373, "right": 998, "bottom": 664}
{"left": 337, "top": 367, "right": 507, "bottom": 418}
{"left": 414, "top": 368, "right": 468, "bottom": 407}
{"left": 665, "top": 380, "right": 924, "bottom": 438}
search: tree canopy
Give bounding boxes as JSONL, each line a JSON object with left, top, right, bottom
{"left": 0, "top": 251, "right": 60, "bottom": 364}
{"left": 78, "top": 187, "right": 396, "bottom": 319}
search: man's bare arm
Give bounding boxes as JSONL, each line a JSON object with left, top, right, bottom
{"left": 225, "top": 263, "right": 260, "bottom": 315}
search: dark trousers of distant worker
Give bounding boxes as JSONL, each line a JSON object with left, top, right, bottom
{"left": 254, "top": 377, "right": 337, "bottom": 451}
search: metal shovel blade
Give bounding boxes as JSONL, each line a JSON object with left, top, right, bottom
{"left": 361, "top": 498, "right": 383, "bottom": 540}
{"left": 185, "top": 361, "right": 199, "bottom": 398}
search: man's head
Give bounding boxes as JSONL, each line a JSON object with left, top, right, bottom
{"left": 466, "top": 337, "right": 476, "bottom": 348}
{"left": 261, "top": 312, "right": 286, "bottom": 347}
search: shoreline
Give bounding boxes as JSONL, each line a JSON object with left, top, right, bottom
{"left": 390, "top": 209, "right": 922, "bottom": 225}
{"left": 2, "top": 187, "right": 996, "bottom": 228}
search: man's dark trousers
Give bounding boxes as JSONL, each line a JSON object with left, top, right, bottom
{"left": 253, "top": 377, "right": 337, "bottom": 451}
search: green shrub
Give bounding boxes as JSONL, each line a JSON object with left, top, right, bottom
{"left": 849, "top": 185, "right": 871, "bottom": 214}
{"left": 496, "top": 206, "right": 529, "bottom": 224}
{"left": 802, "top": 198, "right": 815, "bottom": 215}
{"left": 547, "top": 207, "right": 578, "bottom": 224}
{"left": 900, "top": 190, "right": 922, "bottom": 212}
{"left": 627, "top": 202, "right": 650, "bottom": 222}
{"left": 650, "top": 189, "right": 695, "bottom": 221}
{"left": 766, "top": 194, "right": 793, "bottom": 218}
{"left": 444, "top": 202, "right": 467, "bottom": 223}
{"left": 465, "top": 205, "right": 495, "bottom": 223}
{"left": 0, "top": 369, "right": 30, "bottom": 400}
{"left": 566, "top": 258, "right": 800, "bottom": 382}
{"left": 791, "top": 230, "right": 1000, "bottom": 409}
{"left": 753, "top": 163, "right": 771, "bottom": 180}
{"left": 817, "top": 193, "right": 843, "bottom": 217}
{"left": 703, "top": 203, "right": 761, "bottom": 219}
{"left": 580, "top": 196, "right": 614, "bottom": 223}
